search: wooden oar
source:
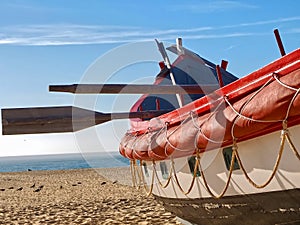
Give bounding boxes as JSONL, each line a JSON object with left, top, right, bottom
{"left": 49, "top": 84, "right": 218, "bottom": 94}
{"left": 2, "top": 106, "right": 171, "bottom": 135}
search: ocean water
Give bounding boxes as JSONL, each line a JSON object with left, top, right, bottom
{"left": 0, "top": 152, "right": 130, "bottom": 172}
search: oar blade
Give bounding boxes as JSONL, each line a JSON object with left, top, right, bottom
{"left": 1, "top": 106, "right": 98, "bottom": 135}
{"left": 2, "top": 106, "right": 172, "bottom": 135}
{"left": 3, "top": 120, "right": 73, "bottom": 135}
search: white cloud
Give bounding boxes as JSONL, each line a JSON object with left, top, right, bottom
{"left": 0, "top": 24, "right": 215, "bottom": 46}
{"left": 287, "top": 28, "right": 300, "bottom": 33}
{"left": 0, "top": 16, "right": 299, "bottom": 46}
{"left": 170, "top": 1, "right": 258, "bottom": 13}
{"left": 221, "top": 16, "right": 300, "bottom": 29}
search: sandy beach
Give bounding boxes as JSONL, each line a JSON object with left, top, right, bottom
{"left": 0, "top": 167, "right": 182, "bottom": 224}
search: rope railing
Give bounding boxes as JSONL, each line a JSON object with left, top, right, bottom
{"left": 129, "top": 71, "right": 300, "bottom": 198}
{"left": 152, "top": 160, "right": 173, "bottom": 189}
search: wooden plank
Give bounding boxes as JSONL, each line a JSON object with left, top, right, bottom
{"left": 49, "top": 84, "right": 218, "bottom": 94}
{"left": 2, "top": 106, "right": 171, "bottom": 135}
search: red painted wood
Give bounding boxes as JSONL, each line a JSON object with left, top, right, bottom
{"left": 126, "top": 49, "right": 300, "bottom": 134}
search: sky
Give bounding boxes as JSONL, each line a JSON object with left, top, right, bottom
{"left": 0, "top": 0, "right": 299, "bottom": 157}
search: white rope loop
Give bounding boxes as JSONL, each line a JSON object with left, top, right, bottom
{"left": 191, "top": 109, "right": 225, "bottom": 144}
{"left": 128, "top": 69, "right": 300, "bottom": 198}
{"left": 273, "top": 72, "right": 299, "bottom": 91}
{"left": 164, "top": 115, "right": 196, "bottom": 152}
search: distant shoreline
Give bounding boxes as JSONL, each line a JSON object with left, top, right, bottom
{"left": 0, "top": 151, "right": 123, "bottom": 159}
{"left": 0, "top": 152, "right": 130, "bottom": 173}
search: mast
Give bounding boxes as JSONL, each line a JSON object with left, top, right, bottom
{"left": 155, "top": 39, "right": 183, "bottom": 108}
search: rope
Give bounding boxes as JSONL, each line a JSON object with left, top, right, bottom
{"left": 144, "top": 166, "right": 155, "bottom": 197}
{"left": 197, "top": 147, "right": 235, "bottom": 199}
{"left": 127, "top": 70, "right": 300, "bottom": 198}
{"left": 133, "top": 160, "right": 155, "bottom": 197}
{"left": 152, "top": 160, "right": 173, "bottom": 188}
{"left": 130, "top": 160, "right": 138, "bottom": 189}
{"left": 124, "top": 135, "right": 137, "bottom": 159}
{"left": 132, "top": 131, "right": 147, "bottom": 149}
{"left": 136, "top": 160, "right": 151, "bottom": 192}
{"left": 148, "top": 125, "right": 167, "bottom": 150}
{"left": 191, "top": 103, "right": 227, "bottom": 144}
{"left": 284, "top": 88, "right": 300, "bottom": 120}
{"left": 164, "top": 116, "right": 196, "bottom": 152}
{"left": 273, "top": 73, "right": 299, "bottom": 91}
{"left": 227, "top": 74, "right": 299, "bottom": 189}
{"left": 286, "top": 133, "right": 300, "bottom": 160}
{"left": 282, "top": 87, "right": 300, "bottom": 160}
{"left": 224, "top": 97, "right": 282, "bottom": 124}
{"left": 234, "top": 126, "right": 286, "bottom": 188}
{"left": 171, "top": 157, "right": 199, "bottom": 195}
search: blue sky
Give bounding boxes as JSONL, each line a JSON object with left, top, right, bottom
{"left": 0, "top": 0, "right": 299, "bottom": 156}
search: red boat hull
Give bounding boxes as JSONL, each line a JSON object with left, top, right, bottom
{"left": 120, "top": 49, "right": 300, "bottom": 161}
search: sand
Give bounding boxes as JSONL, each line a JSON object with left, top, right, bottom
{"left": 0, "top": 167, "right": 182, "bottom": 224}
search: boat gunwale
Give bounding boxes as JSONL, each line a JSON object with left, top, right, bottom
{"left": 127, "top": 49, "right": 300, "bottom": 135}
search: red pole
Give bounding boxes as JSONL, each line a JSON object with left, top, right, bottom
{"left": 221, "top": 60, "right": 228, "bottom": 70}
{"left": 156, "top": 98, "right": 160, "bottom": 110}
{"left": 216, "top": 65, "right": 224, "bottom": 88}
{"left": 158, "top": 61, "right": 165, "bottom": 69}
{"left": 274, "top": 29, "right": 286, "bottom": 57}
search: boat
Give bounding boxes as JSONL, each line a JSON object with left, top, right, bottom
{"left": 118, "top": 31, "right": 300, "bottom": 225}
{"left": 2, "top": 29, "right": 300, "bottom": 224}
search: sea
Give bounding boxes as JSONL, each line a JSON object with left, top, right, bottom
{"left": 0, "top": 152, "right": 130, "bottom": 173}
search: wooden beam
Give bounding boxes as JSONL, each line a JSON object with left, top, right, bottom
{"left": 49, "top": 84, "right": 218, "bottom": 94}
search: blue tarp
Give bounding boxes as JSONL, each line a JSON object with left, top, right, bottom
{"left": 138, "top": 54, "right": 238, "bottom": 112}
